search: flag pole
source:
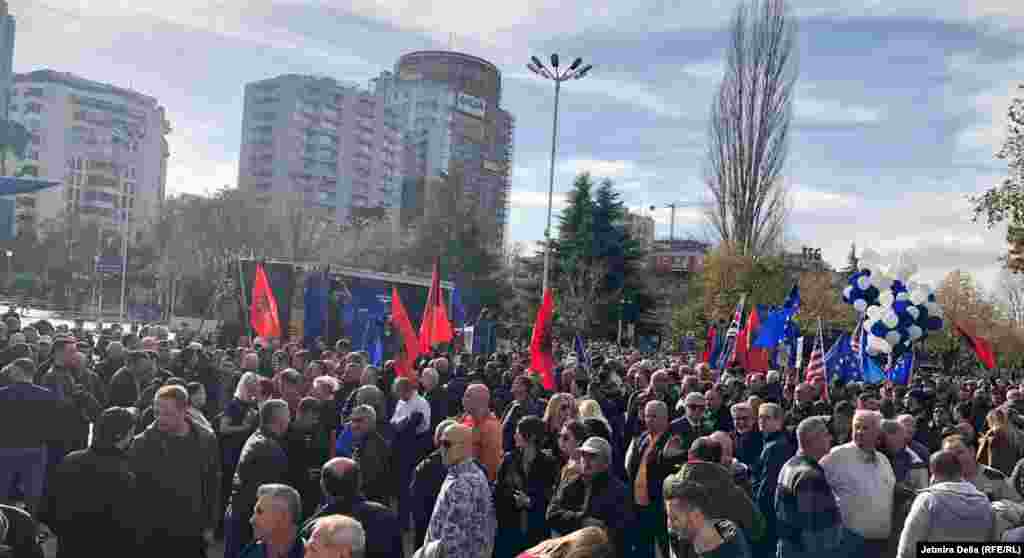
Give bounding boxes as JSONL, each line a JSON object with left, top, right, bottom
{"left": 238, "top": 255, "right": 252, "bottom": 340}
{"left": 118, "top": 211, "right": 128, "bottom": 326}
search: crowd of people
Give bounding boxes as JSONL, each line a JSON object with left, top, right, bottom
{"left": 2, "top": 311, "right": 1024, "bottom": 558}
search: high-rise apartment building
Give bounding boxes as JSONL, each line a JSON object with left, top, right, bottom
{"left": 0, "top": 1, "right": 15, "bottom": 119}
{"left": 8, "top": 70, "right": 170, "bottom": 240}
{"left": 237, "top": 74, "right": 402, "bottom": 224}
{"left": 388, "top": 51, "right": 513, "bottom": 252}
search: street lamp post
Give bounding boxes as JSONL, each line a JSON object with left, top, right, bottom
{"left": 4, "top": 250, "right": 11, "bottom": 288}
{"left": 527, "top": 54, "right": 593, "bottom": 295}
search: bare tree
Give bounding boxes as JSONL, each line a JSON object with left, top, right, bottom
{"left": 704, "top": 0, "right": 796, "bottom": 256}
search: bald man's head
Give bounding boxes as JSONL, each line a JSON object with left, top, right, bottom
{"left": 441, "top": 424, "right": 474, "bottom": 466}
{"left": 321, "top": 457, "right": 360, "bottom": 502}
{"left": 709, "top": 431, "right": 734, "bottom": 464}
{"left": 463, "top": 383, "right": 491, "bottom": 418}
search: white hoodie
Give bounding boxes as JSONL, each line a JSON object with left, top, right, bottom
{"left": 897, "top": 481, "right": 997, "bottom": 558}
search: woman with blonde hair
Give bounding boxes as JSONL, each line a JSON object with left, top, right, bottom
{"left": 542, "top": 393, "right": 579, "bottom": 456}
{"left": 978, "top": 406, "right": 1024, "bottom": 475}
{"left": 577, "top": 399, "right": 610, "bottom": 430}
{"left": 516, "top": 526, "right": 614, "bottom": 558}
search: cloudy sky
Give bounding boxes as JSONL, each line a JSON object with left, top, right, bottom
{"left": 15, "top": 1, "right": 1024, "bottom": 288}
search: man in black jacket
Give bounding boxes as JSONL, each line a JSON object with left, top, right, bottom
{"left": 0, "top": 358, "right": 61, "bottom": 516}
{"left": 301, "top": 458, "right": 400, "bottom": 558}
{"left": 47, "top": 407, "right": 139, "bottom": 557}
{"left": 224, "top": 399, "right": 291, "bottom": 558}
{"left": 108, "top": 350, "right": 153, "bottom": 408}
{"left": 546, "top": 437, "right": 633, "bottom": 555}
{"left": 128, "top": 385, "right": 221, "bottom": 558}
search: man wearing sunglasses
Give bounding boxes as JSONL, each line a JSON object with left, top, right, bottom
{"left": 415, "top": 424, "right": 495, "bottom": 558}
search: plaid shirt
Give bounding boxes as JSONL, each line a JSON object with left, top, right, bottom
{"left": 423, "top": 459, "right": 496, "bottom": 558}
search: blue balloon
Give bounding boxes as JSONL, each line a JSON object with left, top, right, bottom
{"left": 926, "top": 316, "right": 943, "bottom": 331}
{"left": 863, "top": 286, "right": 881, "bottom": 305}
{"left": 892, "top": 280, "right": 907, "bottom": 294}
{"left": 870, "top": 321, "right": 889, "bottom": 338}
{"left": 893, "top": 300, "right": 910, "bottom": 314}
{"left": 927, "top": 293, "right": 936, "bottom": 303}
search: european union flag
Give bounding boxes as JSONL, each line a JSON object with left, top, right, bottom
{"left": 860, "top": 329, "right": 887, "bottom": 384}
{"left": 890, "top": 352, "right": 915, "bottom": 385}
{"left": 824, "top": 333, "right": 860, "bottom": 383}
{"left": 753, "top": 285, "right": 801, "bottom": 349}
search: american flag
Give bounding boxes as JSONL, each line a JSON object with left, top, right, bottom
{"left": 804, "top": 318, "right": 826, "bottom": 382}
{"left": 804, "top": 336, "right": 825, "bottom": 381}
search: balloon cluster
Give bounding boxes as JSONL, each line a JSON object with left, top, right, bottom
{"left": 841, "top": 268, "right": 944, "bottom": 359}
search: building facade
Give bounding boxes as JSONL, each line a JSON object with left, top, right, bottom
{"left": 237, "top": 74, "right": 402, "bottom": 225}
{"left": 0, "top": 1, "right": 14, "bottom": 119}
{"left": 623, "top": 208, "right": 655, "bottom": 251}
{"left": 8, "top": 70, "right": 170, "bottom": 240}
{"left": 389, "top": 51, "right": 513, "bottom": 252}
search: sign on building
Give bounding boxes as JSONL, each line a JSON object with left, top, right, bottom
{"left": 455, "top": 92, "right": 486, "bottom": 119}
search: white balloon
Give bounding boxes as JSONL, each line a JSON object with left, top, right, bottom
{"left": 925, "top": 302, "right": 943, "bottom": 318}
{"left": 867, "top": 334, "right": 891, "bottom": 354}
{"left": 876, "top": 276, "right": 893, "bottom": 291}
{"left": 866, "top": 306, "right": 884, "bottom": 320}
{"left": 879, "top": 291, "right": 895, "bottom": 308}
{"left": 909, "top": 289, "right": 927, "bottom": 305}
{"left": 907, "top": 306, "right": 920, "bottom": 320}
{"left": 908, "top": 325, "right": 923, "bottom": 340}
{"left": 857, "top": 276, "right": 870, "bottom": 290}
{"left": 843, "top": 285, "right": 854, "bottom": 300}
{"left": 885, "top": 330, "right": 902, "bottom": 346}
{"left": 882, "top": 310, "right": 899, "bottom": 328}
{"left": 853, "top": 299, "right": 867, "bottom": 313}
{"left": 896, "top": 292, "right": 910, "bottom": 301}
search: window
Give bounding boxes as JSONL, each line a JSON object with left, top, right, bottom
{"left": 25, "top": 87, "right": 43, "bottom": 98}
{"left": 25, "top": 102, "right": 42, "bottom": 114}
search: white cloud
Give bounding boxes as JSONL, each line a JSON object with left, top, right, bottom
{"left": 558, "top": 158, "right": 634, "bottom": 180}
{"left": 509, "top": 190, "right": 566, "bottom": 210}
{"left": 791, "top": 186, "right": 860, "bottom": 212}
{"left": 794, "top": 96, "right": 884, "bottom": 126}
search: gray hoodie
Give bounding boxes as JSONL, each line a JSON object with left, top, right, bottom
{"left": 897, "top": 481, "right": 996, "bottom": 558}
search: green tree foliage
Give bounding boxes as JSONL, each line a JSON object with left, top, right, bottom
{"left": 971, "top": 84, "right": 1024, "bottom": 271}
{"left": 551, "top": 173, "right": 650, "bottom": 336}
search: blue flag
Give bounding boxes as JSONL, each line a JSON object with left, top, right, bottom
{"left": 708, "top": 328, "right": 726, "bottom": 369}
{"left": 753, "top": 285, "right": 801, "bottom": 348}
{"left": 860, "top": 329, "right": 887, "bottom": 384}
{"left": 361, "top": 315, "right": 385, "bottom": 367}
{"left": 303, "top": 271, "right": 329, "bottom": 348}
{"left": 574, "top": 333, "right": 590, "bottom": 372}
{"left": 824, "top": 333, "right": 861, "bottom": 383}
{"left": 890, "top": 352, "right": 915, "bottom": 385}
{"left": 451, "top": 284, "right": 466, "bottom": 328}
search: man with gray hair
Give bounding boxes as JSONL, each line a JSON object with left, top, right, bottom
{"left": 350, "top": 404, "right": 391, "bottom": 505}
{"left": 753, "top": 402, "right": 795, "bottom": 556}
{"left": 304, "top": 514, "right": 366, "bottom": 558}
{"left": 821, "top": 409, "right": 895, "bottom": 556}
{"left": 241, "top": 483, "right": 304, "bottom": 558}
{"left": 776, "top": 416, "right": 863, "bottom": 558}
{"left": 880, "top": 418, "right": 928, "bottom": 491}
{"left": 225, "top": 400, "right": 292, "bottom": 558}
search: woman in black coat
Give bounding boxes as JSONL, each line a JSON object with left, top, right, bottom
{"left": 495, "top": 415, "right": 559, "bottom": 558}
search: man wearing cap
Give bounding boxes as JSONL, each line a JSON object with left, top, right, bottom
{"left": 671, "top": 391, "right": 712, "bottom": 452}
{"left": 547, "top": 436, "right": 632, "bottom": 555}
{"left": 47, "top": 407, "right": 140, "bottom": 556}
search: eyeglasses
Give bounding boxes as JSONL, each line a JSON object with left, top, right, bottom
{"left": 758, "top": 415, "right": 774, "bottom": 420}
